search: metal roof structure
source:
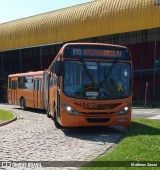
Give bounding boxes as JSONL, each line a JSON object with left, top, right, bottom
{"left": 0, "top": 0, "right": 160, "bottom": 51}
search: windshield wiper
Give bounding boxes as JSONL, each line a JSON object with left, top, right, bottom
{"left": 107, "top": 60, "right": 117, "bottom": 77}
{"left": 80, "top": 60, "right": 96, "bottom": 86}
{"left": 104, "top": 60, "right": 117, "bottom": 86}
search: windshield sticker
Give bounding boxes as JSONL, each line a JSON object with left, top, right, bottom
{"left": 124, "top": 69, "right": 128, "bottom": 76}
{"left": 87, "top": 66, "right": 97, "bottom": 70}
{"left": 100, "top": 92, "right": 107, "bottom": 99}
{"left": 118, "top": 82, "right": 123, "bottom": 92}
{"left": 86, "top": 91, "right": 98, "bottom": 96}
{"left": 86, "top": 91, "right": 98, "bottom": 98}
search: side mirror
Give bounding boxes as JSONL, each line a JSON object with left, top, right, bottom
{"left": 55, "top": 61, "right": 62, "bottom": 77}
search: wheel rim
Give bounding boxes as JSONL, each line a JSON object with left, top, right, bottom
{"left": 21, "top": 98, "right": 25, "bottom": 109}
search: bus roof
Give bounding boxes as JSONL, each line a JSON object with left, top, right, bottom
{"left": 48, "top": 42, "right": 130, "bottom": 71}
{"left": 62, "top": 42, "right": 129, "bottom": 49}
{"left": 8, "top": 71, "right": 44, "bottom": 78}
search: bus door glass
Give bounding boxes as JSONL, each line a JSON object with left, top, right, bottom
{"left": 34, "top": 79, "right": 41, "bottom": 108}
{"left": 11, "top": 80, "right": 17, "bottom": 104}
{"left": 43, "top": 72, "right": 49, "bottom": 110}
{"left": 57, "top": 77, "right": 61, "bottom": 118}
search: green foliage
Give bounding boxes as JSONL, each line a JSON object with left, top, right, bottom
{"left": 82, "top": 119, "right": 160, "bottom": 170}
{"left": 0, "top": 109, "right": 14, "bottom": 120}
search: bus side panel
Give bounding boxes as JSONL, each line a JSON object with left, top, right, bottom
{"left": 10, "top": 79, "right": 18, "bottom": 105}
{"left": 49, "top": 86, "right": 57, "bottom": 116}
{"left": 34, "top": 89, "right": 42, "bottom": 108}
{"left": 8, "top": 89, "right": 12, "bottom": 104}
{"left": 34, "top": 78, "right": 43, "bottom": 109}
{"left": 17, "top": 89, "right": 34, "bottom": 108}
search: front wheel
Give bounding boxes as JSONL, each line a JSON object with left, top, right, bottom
{"left": 54, "top": 105, "right": 62, "bottom": 129}
{"left": 20, "top": 97, "right": 26, "bottom": 110}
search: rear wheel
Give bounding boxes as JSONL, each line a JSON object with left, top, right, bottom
{"left": 46, "top": 105, "right": 52, "bottom": 118}
{"left": 20, "top": 97, "right": 26, "bottom": 110}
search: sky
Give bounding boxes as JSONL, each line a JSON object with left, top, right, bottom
{"left": 0, "top": 0, "right": 93, "bottom": 24}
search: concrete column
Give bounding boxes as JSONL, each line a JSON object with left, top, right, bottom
{"left": 153, "top": 29, "right": 157, "bottom": 100}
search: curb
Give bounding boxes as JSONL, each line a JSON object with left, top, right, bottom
{"left": 0, "top": 113, "right": 17, "bottom": 127}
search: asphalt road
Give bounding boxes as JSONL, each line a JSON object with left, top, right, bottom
{"left": 132, "top": 109, "right": 160, "bottom": 119}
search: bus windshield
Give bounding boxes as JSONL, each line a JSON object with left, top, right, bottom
{"left": 63, "top": 60, "right": 131, "bottom": 100}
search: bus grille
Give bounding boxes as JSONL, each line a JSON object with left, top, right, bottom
{"left": 81, "top": 112, "right": 115, "bottom": 115}
{"left": 74, "top": 102, "right": 122, "bottom": 110}
{"left": 86, "top": 118, "right": 110, "bottom": 123}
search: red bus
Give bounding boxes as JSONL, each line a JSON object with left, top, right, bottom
{"left": 46, "top": 43, "right": 132, "bottom": 128}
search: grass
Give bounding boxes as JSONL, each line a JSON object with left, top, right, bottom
{"left": 82, "top": 119, "right": 160, "bottom": 170}
{"left": 0, "top": 109, "right": 14, "bottom": 120}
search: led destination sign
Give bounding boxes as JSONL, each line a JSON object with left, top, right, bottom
{"left": 64, "top": 45, "right": 130, "bottom": 60}
{"left": 73, "top": 48, "right": 122, "bottom": 57}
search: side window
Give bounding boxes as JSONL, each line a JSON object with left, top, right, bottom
{"left": 8, "top": 78, "right": 11, "bottom": 89}
{"left": 11, "top": 80, "right": 17, "bottom": 90}
{"left": 18, "top": 76, "right": 33, "bottom": 89}
{"left": 18, "top": 77, "right": 25, "bottom": 89}
{"left": 50, "top": 65, "right": 56, "bottom": 87}
{"left": 34, "top": 79, "right": 41, "bottom": 90}
{"left": 50, "top": 72, "right": 53, "bottom": 87}
{"left": 25, "top": 76, "right": 33, "bottom": 90}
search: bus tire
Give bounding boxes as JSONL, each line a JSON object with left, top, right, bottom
{"left": 46, "top": 106, "right": 52, "bottom": 118}
{"left": 20, "top": 97, "right": 26, "bottom": 110}
{"left": 124, "top": 126, "right": 130, "bottom": 134}
{"left": 54, "top": 108, "right": 62, "bottom": 129}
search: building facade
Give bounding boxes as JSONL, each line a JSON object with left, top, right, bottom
{"left": 0, "top": 0, "right": 160, "bottom": 104}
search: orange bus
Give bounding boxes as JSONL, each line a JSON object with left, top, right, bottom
{"left": 46, "top": 43, "right": 132, "bottom": 128}
{"left": 8, "top": 71, "right": 46, "bottom": 110}
{"left": 8, "top": 43, "right": 132, "bottom": 128}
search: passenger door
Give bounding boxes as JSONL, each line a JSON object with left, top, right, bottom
{"left": 34, "top": 79, "right": 42, "bottom": 108}
{"left": 43, "top": 71, "right": 49, "bottom": 110}
{"left": 57, "top": 77, "right": 61, "bottom": 118}
{"left": 11, "top": 80, "right": 17, "bottom": 105}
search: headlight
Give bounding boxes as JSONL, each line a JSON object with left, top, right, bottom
{"left": 63, "top": 104, "right": 80, "bottom": 115}
{"left": 117, "top": 104, "right": 130, "bottom": 115}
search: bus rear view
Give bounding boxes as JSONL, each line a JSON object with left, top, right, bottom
{"left": 49, "top": 43, "right": 132, "bottom": 128}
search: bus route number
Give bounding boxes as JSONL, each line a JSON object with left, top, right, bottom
{"left": 73, "top": 48, "right": 82, "bottom": 55}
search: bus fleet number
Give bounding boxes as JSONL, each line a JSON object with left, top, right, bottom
{"left": 75, "top": 102, "right": 97, "bottom": 109}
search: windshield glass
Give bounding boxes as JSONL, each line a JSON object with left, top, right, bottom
{"left": 63, "top": 61, "right": 131, "bottom": 100}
